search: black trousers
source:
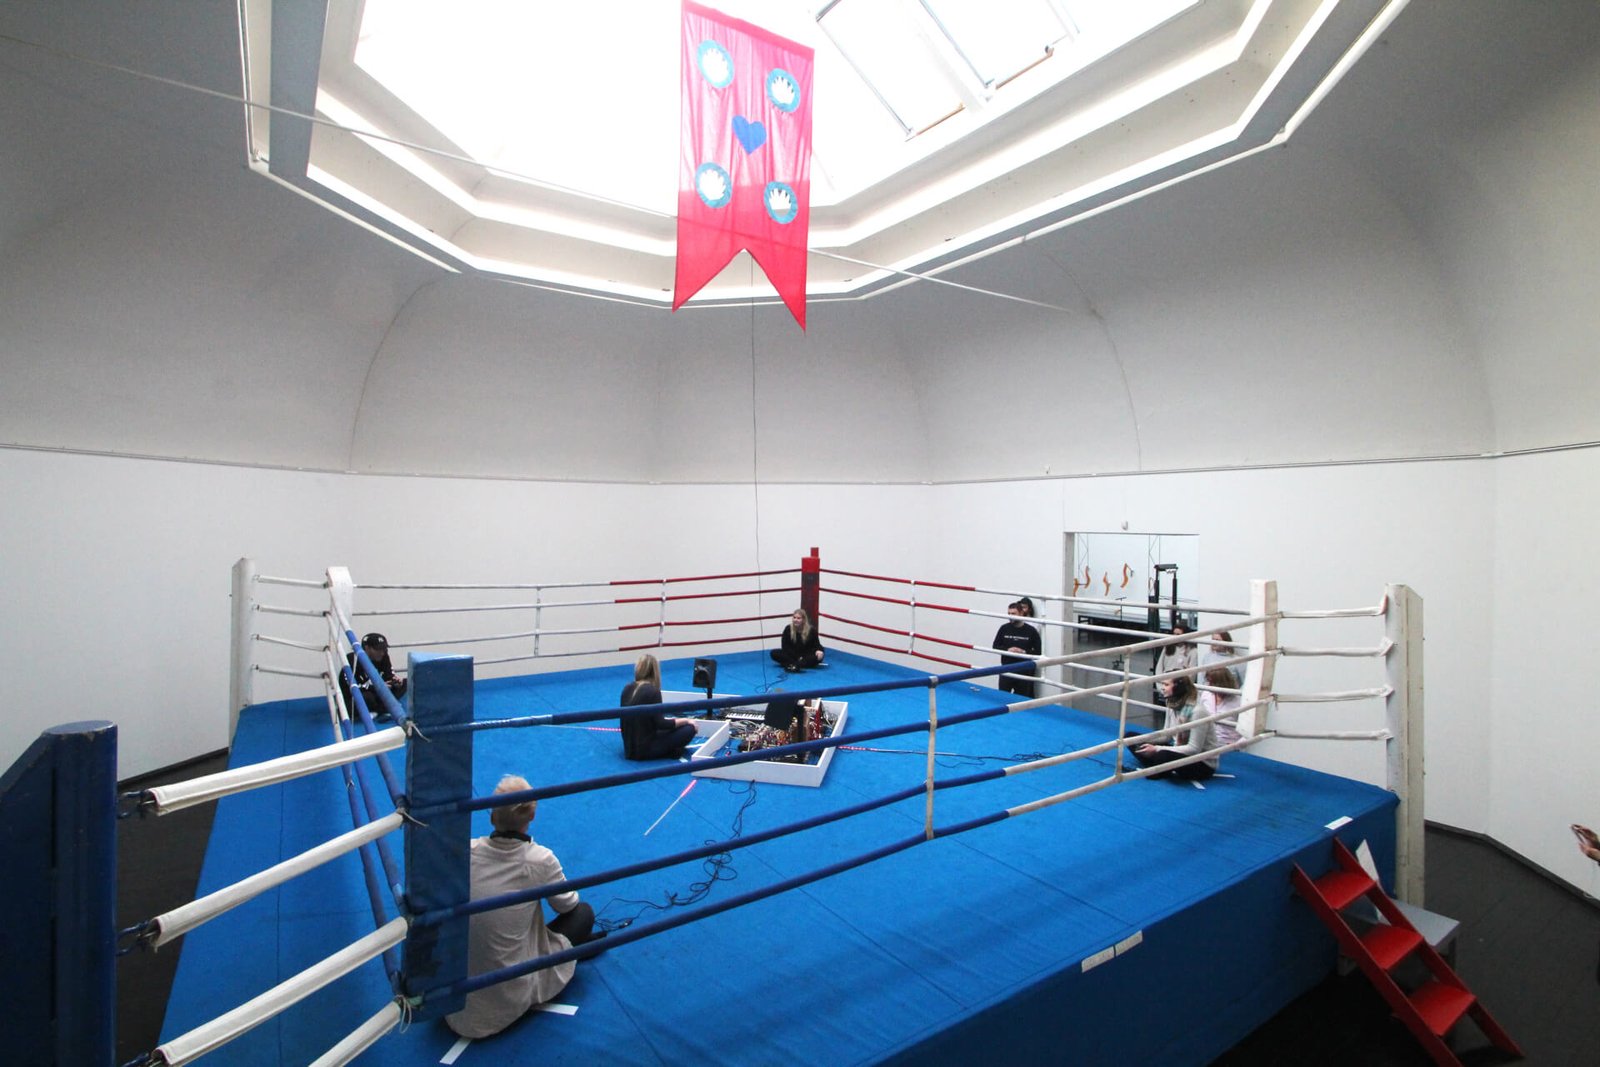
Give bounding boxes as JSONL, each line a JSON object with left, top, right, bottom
{"left": 1130, "top": 744, "right": 1214, "bottom": 781}
{"left": 998, "top": 671, "right": 1036, "bottom": 698}
{"left": 548, "top": 901, "right": 599, "bottom": 946}
{"left": 636, "top": 722, "right": 696, "bottom": 760}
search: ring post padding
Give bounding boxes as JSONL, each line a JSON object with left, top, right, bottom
{"left": 45, "top": 721, "right": 118, "bottom": 1065}
{"left": 401, "top": 652, "right": 473, "bottom": 1020}
{"left": 230, "top": 557, "right": 257, "bottom": 742}
{"left": 0, "top": 724, "right": 116, "bottom": 1062}
{"left": 802, "top": 547, "right": 821, "bottom": 628}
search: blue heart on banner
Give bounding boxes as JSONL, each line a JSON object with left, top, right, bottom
{"left": 733, "top": 115, "right": 767, "bottom": 154}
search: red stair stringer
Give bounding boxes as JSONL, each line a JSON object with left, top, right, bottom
{"left": 1290, "top": 838, "right": 1523, "bottom": 1066}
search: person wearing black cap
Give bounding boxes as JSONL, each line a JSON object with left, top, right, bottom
{"left": 619, "top": 654, "right": 697, "bottom": 760}
{"left": 992, "top": 598, "right": 1042, "bottom": 698}
{"left": 341, "top": 632, "right": 406, "bottom": 723}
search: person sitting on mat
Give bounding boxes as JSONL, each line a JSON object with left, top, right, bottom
{"left": 771, "top": 608, "right": 825, "bottom": 672}
{"left": 446, "top": 776, "right": 604, "bottom": 1040}
{"left": 340, "top": 631, "right": 406, "bottom": 722}
{"left": 1129, "top": 674, "right": 1218, "bottom": 782}
{"left": 1197, "top": 664, "right": 1243, "bottom": 749}
{"left": 992, "top": 597, "right": 1042, "bottom": 698}
{"left": 619, "top": 653, "right": 697, "bottom": 761}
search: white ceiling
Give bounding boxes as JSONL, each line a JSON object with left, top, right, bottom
{"left": 2, "top": 0, "right": 1598, "bottom": 482}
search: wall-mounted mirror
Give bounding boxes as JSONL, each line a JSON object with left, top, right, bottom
{"left": 1061, "top": 531, "right": 1199, "bottom": 722}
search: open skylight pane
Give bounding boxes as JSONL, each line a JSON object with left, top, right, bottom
{"left": 354, "top": 0, "right": 683, "bottom": 211}
{"left": 819, "top": 0, "right": 965, "bottom": 134}
{"left": 920, "top": 0, "right": 1069, "bottom": 87}
{"left": 1056, "top": 0, "right": 1197, "bottom": 48}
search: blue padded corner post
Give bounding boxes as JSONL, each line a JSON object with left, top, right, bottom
{"left": 401, "top": 653, "right": 473, "bottom": 1019}
{"left": 0, "top": 721, "right": 117, "bottom": 1065}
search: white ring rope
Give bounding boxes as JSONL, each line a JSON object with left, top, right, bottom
{"left": 1275, "top": 687, "right": 1392, "bottom": 703}
{"left": 150, "top": 814, "right": 404, "bottom": 948}
{"left": 1031, "top": 625, "right": 1274, "bottom": 676}
{"left": 255, "top": 634, "right": 329, "bottom": 652}
{"left": 257, "top": 604, "right": 329, "bottom": 618}
{"left": 1279, "top": 641, "right": 1393, "bottom": 657}
{"left": 152, "top": 919, "right": 408, "bottom": 1066}
{"left": 354, "top": 570, "right": 797, "bottom": 593}
{"left": 1004, "top": 698, "right": 1272, "bottom": 780}
{"left": 255, "top": 665, "right": 326, "bottom": 679}
{"left": 307, "top": 1002, "right": 406, "bottom": 1067}
{"left": 1005, "top": 733, "right": 1271, "bottom": 818}
{"left": 355, "top": 598, "right": 614, "bottom": 617}
{"left": 1280, "top": 604, "right": 1386, "bottom": 618}
{"left": 1273, "top": 729, "right": 1391, "bottom": 741}
{"left": 361, "top": 580, "right": 594, "bottom": 591}
{"left": 388, "top": 629, "right": 541, "bottom": 648}
{"left": 931, "top": 584, "right": 1254, "bottom": 618}
{"left": 256, "top": 576, "right": 328, "bottom": 589}
{"left": 144, "top": 728, "right": 406, "bottom": 815}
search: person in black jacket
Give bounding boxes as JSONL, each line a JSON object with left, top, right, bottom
{"left": 771, "top": 608, "right": 825, "bottom": 672}
{"left": 341, "top": 632, "right": 406, "bottom": 723}
{"left": 619, "top": 654, "right": 697, "bottom": 760}
{"left": 992, "top": 598, "right": 1042, "bottom": 698}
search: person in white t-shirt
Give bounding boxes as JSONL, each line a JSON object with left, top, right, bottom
{"left": 446, "top": 776, "right": 604, "bottom": 1039}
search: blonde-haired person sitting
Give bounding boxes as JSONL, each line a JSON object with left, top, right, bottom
{"left": 619, "top": 653, "right": 697, "bottom": 760}
{"left": 771, "top": 608, "right": 825, "bottom": 673}
{"left": 445, "top": 776, "right": 603, "bottom": 1039}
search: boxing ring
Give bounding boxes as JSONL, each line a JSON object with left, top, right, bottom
{"left": 5, "top": 550, "right": 1422, "bottom": 1065}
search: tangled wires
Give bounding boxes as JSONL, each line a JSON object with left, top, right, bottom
{"left": 595, "top": 780, "right": 759, "bottom": 932}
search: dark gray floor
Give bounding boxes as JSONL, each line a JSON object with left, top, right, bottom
{"left": 117, "top": 754, "right": 1599, "bottom": 1066}
{"left": 116, "top": 752, "right": 230, "bottom": 1067}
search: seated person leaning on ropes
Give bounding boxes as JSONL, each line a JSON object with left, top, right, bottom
{"left": 1197, "top": 664, "right": 1243, "bottom": 749}
{"left": 340, "top": 631, "right": 406, "bottom": 722}
{"left": 619, "top": 653, "right": 697, "bottom": 761}
{"left": 445, "top": 776, "right": 603, "bottom": 1040}
{"left": 1129, "top": 674, "right": 1219, "bottom": 782}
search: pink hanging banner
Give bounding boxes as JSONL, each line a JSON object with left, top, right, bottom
{"left": 674, "top": 1, "right": 814, "bottom": 328}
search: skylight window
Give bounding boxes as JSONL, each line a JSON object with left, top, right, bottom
{"left": 919, "top": 0, "right": 1074, "bottom": 88}
{"left": 350, "top": 0, "right": 1191, "bottom": 210}
{"left": 267, "top": 0, "right": 1380, "bottom": 304}
{"left": 816, "top": 0, "right": 967, "bottom": 134}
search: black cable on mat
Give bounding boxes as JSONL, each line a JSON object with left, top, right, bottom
{"left": 595, "top": 780, "right": 759, "bottom": 932}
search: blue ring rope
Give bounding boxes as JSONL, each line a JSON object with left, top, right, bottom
{"left": 412, "top": 759, "right": 1007, "bottom": 927}
{"left": 338, "top": 738, "right": 402, "bottom": 988}
{"left": 341, "top": 713, "right": 406, "bottom": 910}
{"left": 408, "top": 703, "right": 1011, "bottom": 821}
{"left": 424, "top": 803, "right": 1013, "bottom": 1004}
{"left": 341, "top": 663, "right": 408, "bottom": 808}
{"left": 431, "top": 664, "right": 1014, "bottom": 735}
